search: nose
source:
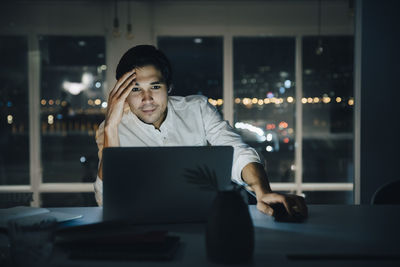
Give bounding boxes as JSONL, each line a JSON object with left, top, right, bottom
{"left": 142, "top": 90, "right": 153, "bottom": 103}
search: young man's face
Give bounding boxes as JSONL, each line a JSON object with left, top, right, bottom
{"left": 126, "top": 65, "right": 168, "bottom": 129}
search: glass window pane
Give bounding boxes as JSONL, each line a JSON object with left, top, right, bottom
{"left": 0, "top": 192, "right": 33, "bottom": 208}
{"left": 39, "top": 36, "right": 106, "bottom": 183}
{"left": 304, "top": 191, "right": 353, "bottom": 204}
{"left": 233, "top": 37, "right": 296, "bottom": 182}
{"left": 157, "top": 37, "right": 223, "bottom": 113}
{"left": 0, "top": 36, "right": 29, "bottom": 185}
{"left": 41, "top": 193, "right": 97, "bottom": 207}
{"left": 302, "top": 36, "right": 354, "bottom": 183}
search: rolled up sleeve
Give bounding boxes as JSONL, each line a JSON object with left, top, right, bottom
{"left": 93, "top": 121, "right": 105, "bottom": 206}
{"left": 93, "top": 176, "right": 103, "bottom": 206}
{"left": 199, "top": 96, "right": 262, "bottom": 185}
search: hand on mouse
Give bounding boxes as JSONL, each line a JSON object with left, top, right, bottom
{"left": 240, "top": 162, "right": 308, "bottom": 222}
{"left": 256, "top": 192, "right": 308, "bottom": 222}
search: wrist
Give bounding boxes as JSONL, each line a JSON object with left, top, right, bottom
{"left": 250, "top": 183, "right": 272, "bottom": 199}
{"left": 104, "top": 124, "right": 118, "bottom": 135}
{"left": 104, "top": 125, "right": 120, "bottom": 147}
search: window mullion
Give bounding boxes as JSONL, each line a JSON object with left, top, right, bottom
{"left": 223, "top": 34, "right": 234, "bottom": 125}
{"left": 28, "top": 34, "right": 41, "bottom": 207}
{"left": 295, "top": 36, "right": 303, "bottom": 196}
{"left": 354, "top": 0, "right": 362, "bottom": 205}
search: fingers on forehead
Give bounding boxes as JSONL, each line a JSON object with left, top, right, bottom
{"left": 119, "top": 69, "right": 136, "bottom": 82}
{"left": 111, "top": 73, "right": 136, "bottom": 98}
{"left": 118, "top": 73, "right": 136, "bottom": 89}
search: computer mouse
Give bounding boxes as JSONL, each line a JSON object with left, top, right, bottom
{"left": 269, "top": 203, "right": 306, "bottom": 223}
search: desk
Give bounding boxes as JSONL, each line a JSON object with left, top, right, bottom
{"left": 1, "top": 205, "right": 399, "bottom": 266}
{"left": 44, "top": 205, "right": 400, "bottom": 266}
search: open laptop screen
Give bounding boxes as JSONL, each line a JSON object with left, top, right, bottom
{"left": 102, "top": 146, "right": 233, "bottom": 224}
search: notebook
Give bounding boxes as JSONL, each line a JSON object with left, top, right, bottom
{"left": 0, "top": 206, "right": 83, "bottom": 228}
{"left": 102, "top": 146, "right": 233, "bottom": 224}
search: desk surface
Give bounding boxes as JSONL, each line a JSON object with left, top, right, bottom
{"left": 46, "top": 205, "right": 400, "bottom": 266}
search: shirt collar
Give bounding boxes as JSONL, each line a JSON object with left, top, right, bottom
{"left": 160, "top": 101, "right": 174, "bottom": 132}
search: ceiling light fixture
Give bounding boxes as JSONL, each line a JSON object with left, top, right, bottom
{"left": 315, "top": 0, "right": 323, "bottom": 56}
{"left": 126, "top": 1, "right": 134, "bottom": 40}
{"left": 112, "top": 0, "right": 120, "bottom": 38}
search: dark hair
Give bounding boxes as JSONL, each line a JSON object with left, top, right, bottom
{"left": 115, "top": 45, "right": 172, "bottom": 88}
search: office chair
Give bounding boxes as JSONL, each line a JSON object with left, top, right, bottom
{"left": 371, "top": 179, "right": 400, "bottom": 204}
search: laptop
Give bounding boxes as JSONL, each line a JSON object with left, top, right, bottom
{"left": 102, "top": 146, "right": 233, "bottom": 224}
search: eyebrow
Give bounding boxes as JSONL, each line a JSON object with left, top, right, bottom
{"left": 134, "top": 81, "right": 163, "bottom": 86}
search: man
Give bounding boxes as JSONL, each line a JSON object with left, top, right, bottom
{"left": 94, "top": 45, "right": 307, "bottom": 219}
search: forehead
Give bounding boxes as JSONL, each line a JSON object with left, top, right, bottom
{"left": 135, "top": 65, "right": 163, "bottom": 83}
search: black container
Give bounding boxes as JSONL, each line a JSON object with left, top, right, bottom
{"left": 206, "top": 190, "right": 254, "bottom": 264}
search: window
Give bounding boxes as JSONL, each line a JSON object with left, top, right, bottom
{"left": 158, "top": 37, "right": 223, "bottom": 112}
{"left": 1, "top": 34, "right": 354, "bottom": 206}
{"left": 302, "top": 36, "right": 354, "bottom": 183}
{"left": 41, "top": 193, "right": 97, "bottom": 207}
{"left": 0, "top": 36, "right": 29, "bottom": 185}
{"left": 233, "top": 36, "right": 354, "bottom": 203}
{"left": 233, "top": 37, "right": 296, "bottom": 183}
{"left": 39, "top": 36, "right": 106, "bottom": 183}
{"left": 304, "top": 191, "right": 353, "bottom": 204}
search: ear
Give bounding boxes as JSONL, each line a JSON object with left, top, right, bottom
{"left": 168, "top": 84, "right": 173, "bottom": 94}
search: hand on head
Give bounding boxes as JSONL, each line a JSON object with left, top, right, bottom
{"left": 105, "top": 69, "right": 136, "bottom": 129}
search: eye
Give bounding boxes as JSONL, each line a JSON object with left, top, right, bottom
{"left": 152, "top": 85, "right": 161, "bottom": 90}
{"left": 132, "top": 87, "right": 141, "bottom": 92}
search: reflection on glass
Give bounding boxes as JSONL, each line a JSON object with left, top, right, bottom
{"left": 302, "top": 36, "right": 354, "bottom": 183}
{"left": 39, "top": 36, "right": 106, "bottom": 183}
{"left": 303, "top": 191, "right": 353, "bottom": 204}
{"left": 0, "top": 36, "right": 29, "bottom": 185}
{"left": 233, "top": 37, "right": 296, "bottom": 182}
{"left": 157, "top": 37, "right": 223, "bottom": 113}
{"left": 41, "top": 193, "right": 97, "bottom": 207}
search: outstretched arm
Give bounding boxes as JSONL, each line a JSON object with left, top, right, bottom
{"left": 200, "top": 96, "right": 307, "bottom": 218}
{"left": 241, "top": 162, "right": 308, "bottom": 218}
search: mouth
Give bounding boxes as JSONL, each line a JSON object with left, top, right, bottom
{"left": 141, "top": 107, "right": 157, "bottom": 114}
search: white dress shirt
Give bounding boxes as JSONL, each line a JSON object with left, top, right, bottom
{"left": 93, "top": 95, "right": 261, "bottom": 206}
